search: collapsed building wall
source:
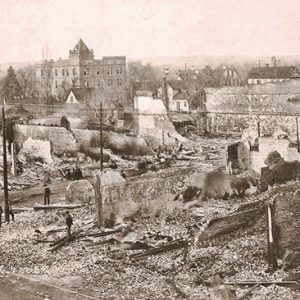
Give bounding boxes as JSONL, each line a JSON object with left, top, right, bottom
{"left": 98, "top": 168, "right": 194, "bottom": 226}
{"left": 14, "top": 124, "right": 153, "bottom": 156}
{"left": 227, "top": 128, "right": 300, "bottom": 174}
{"left": 205, "top": 112, "right": 299, "bottom": 140}
{"left": 133, "top": 92, "right": 184, "bottom": 148}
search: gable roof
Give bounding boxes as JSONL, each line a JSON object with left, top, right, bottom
{"left": 73, "top": 39, "right": 91, "bottom": 54}
{"left": 247, "top": 66, "right": 300, "bottom": 79}
{"left": 67, "top": 88, "right": 95, "bottom": 104}
{"left": 69, "top": 39, "right": 94, "bottom": 59}
{"left": 173, "top": 90, "right": 188, "bottom": 100}
{"left": 167, "top": 80, "right": 186, "bottom": 91}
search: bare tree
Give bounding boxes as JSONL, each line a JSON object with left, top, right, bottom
{"left": 38, "top": 44, "right": 54, "bottom": 102}
{"left": 57, "top": 79, "right": 71, "bottom": 102}
{"left": 16, "top": 66, "right": 37, "bottom": 99}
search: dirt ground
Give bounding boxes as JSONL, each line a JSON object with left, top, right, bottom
{"left": 0, "top": 273, "right": 98, "bottom": 300}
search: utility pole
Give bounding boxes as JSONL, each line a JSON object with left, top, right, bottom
{"left": 185, "top": 63, "right": 187, "bottom": 82}
{"left": 296, "top": 116, "right": 299, "bottom": 153}
{"left": 2, "top": 105, "right": 9, "bottom": 222}
{"left": 100, "top": 102, "right": 103, "bottom": 171}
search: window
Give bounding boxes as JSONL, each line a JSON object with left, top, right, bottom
{"left": 70, "top": 95, "right": 73, "bottom": 103}
{"left": 55, "top": 69, "right": 57, "bottom": 76}
{"left": 116, "top": 67, "right": 122, "bottom": 75}
{"left": 97, "top": 70, "right": 100, "bottom": 76}
{"left": 117, "top": 78, "right": 122, "bottom": 86}
{"left": 107, "top": 67, "right": 112, "bottom": 75}
{"left": 73, "top": 68, "right": 76, "bottom": 75}
{"left": 62, "top": 69, "right": 65, "bottom": 76}
{"left": 84, "top": 69, "right": 89, "bottom": 76}
{"left": 184, "top": 101, "right": 187, "bottom": 107}
{"left": 41, "top": 69, "right": 44, "bottom": 77}
{"left": 108, "top": 79, "right": 113, "bottom": 87}
{"left": 55, "top": 81, "right": 58, "bottom": 88}
{"left": 66, "top": 68, "right": 69, "bottom": 76}
{"left": 176, "top": 102, "right": 181, "bottom": 110}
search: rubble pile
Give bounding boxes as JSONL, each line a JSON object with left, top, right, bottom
{"left": 0, "top": 134, "right": 299, "bottom": 299}
{"left": 1, "top": 180, "right": 299, "bottom": 299}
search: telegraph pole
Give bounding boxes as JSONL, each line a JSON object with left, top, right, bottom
{"left": 296, "top": 116, "right": 299, "bottom": 153}
{"left": 2, "top": 104, "right": 9, "bottom": 222}
{"left": 100, "top": 102, "right": 103, "bottom": 171}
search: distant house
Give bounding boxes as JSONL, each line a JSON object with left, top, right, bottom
{"left": 247, "top": 65, "right": 300, "bottom": 85}
{"left": 178, "top": 66, "right": 242, "bottom": 87}
{"left": 158, "top": 80, "right": 190, "bottom": 112}
{"left": 65, "top": 88, "right": 95, "bottom": 105}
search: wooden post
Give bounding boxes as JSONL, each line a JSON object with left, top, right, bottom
{"left": 257, "top": 121, "right": 261, "bottom": 138}
{"left": 94, "top": 174, "right": 103, "bottom": 228}
{"left": 11, "top": 143, "right": 16, "bottom": 176}
{"left": 267, "top": 203, "right": 277, "bottom": 272}
{"left": 296, "top": 116, "right": 299, "bottom": 153}
{"left": 162, "top": 130, "right": 165, "bottom": 148}
{"left": 2, "top": 106, "right": 9, "bottom": 222}
{"left": 100, "top": 102, "right": 103, "bottom": 171}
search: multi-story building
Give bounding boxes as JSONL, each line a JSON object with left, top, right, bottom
{"left": 35, "top": 39, "right": 127, "bottom": 108}
{"left": 177, "top": 66, "right": 242, "bottom": 87}
{"left": 247, "top": 65, "right": 300, "bottom": 85}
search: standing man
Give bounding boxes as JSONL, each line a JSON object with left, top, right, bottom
{"left": 44, "top": 184, "right": 51, "bottom": 205}
{"left": 66, "top": 211, "right": 73, "bottom": 239}
{"left": 8, "top": 202, "right": 14, "bottom": 221}
{"left": 0, "top": 205, "right": 3, "bottom": 227}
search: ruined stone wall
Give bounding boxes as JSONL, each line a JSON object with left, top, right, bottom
{"left": 14, "top": 125, "right": 153, "bottom": 156}
{"left": 99, "top": 168, "right": 194, "bottom": 225}
{"left": 249, "top": 138, "right": 300, "bottom": 173}
{"left": 207, "top": 112, "right": 299, "bottom": 142}
{"left": 134, "top": 95, "right": 184, "bottom": 148}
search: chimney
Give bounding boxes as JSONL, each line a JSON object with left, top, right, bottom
{"left": 266, "top": 63, "right": 269, "bottom": 68}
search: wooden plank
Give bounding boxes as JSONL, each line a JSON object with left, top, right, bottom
{"left": 33, "top": 204, "right": 83, "bottom": 211}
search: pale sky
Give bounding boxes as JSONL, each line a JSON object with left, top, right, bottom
{"left": 0, "top": 0, "right": 299, "bottom": 63}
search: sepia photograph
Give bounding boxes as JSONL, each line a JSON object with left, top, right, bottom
{"left": 0, "top": 0, "right": 299, "bottom": 299}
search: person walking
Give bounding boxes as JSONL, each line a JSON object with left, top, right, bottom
{"left": 66, "top": 211, "right": 73, "bottom": 239}
{"left": 44, "top": 184, "right": 51, "bottom": 205}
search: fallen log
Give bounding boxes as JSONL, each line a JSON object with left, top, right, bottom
{"left": 129, "top": 239, "right": 188, "bottom": 261}
{"left": 33, "top": 239, "right": 55, "bottom": 243}
{"left": 12, "top": 208, "right": 33, "bottom": 213}
{"left": 223, "top": 281, "right": 298, "bottom": 287}
{"left": 177, "top": 155, "right": 202, "bottom": 160}
{"left": 33, "top": 204, "right": 83, "bottom": 211}
{"left": 50, "top": 229, "right": 83, "bottom": 252}
{"left": 77, "top": 228, "right": 121, "bottom": 238}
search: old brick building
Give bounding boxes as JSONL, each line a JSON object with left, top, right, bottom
{"left": 35, "top": 39, "right": 127, "bottom": 108}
